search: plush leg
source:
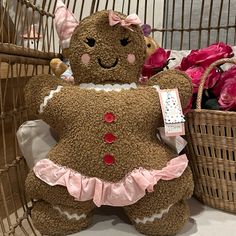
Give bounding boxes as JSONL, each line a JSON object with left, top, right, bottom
{"left": 124, "top": 167, "right": 193, "bottom": 236}
{"left": 31, "top": 200, "right": 95, "bottom": 236}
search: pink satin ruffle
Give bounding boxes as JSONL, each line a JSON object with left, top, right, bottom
{"left": 33, "top": 155, "right": 188, "bottom": 207}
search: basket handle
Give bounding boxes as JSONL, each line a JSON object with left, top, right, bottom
{"left": 196, "top": 58, "right": 236, "bottom": 110}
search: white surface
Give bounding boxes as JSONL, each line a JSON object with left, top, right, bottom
{"left": 69, "top": 198, "right": 236, "bottom": 236}
{"left": 5, "top": 197, "right": 236, "bottom": 236}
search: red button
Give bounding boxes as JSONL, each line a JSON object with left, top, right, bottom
{"left": 103, "top": 154, "right": 115, "bottom": 165}
{"left": 104, "top": 133, "right": 116, "bottom": 144}
{"left": 104, "top": 112, "right": 115, "bottom": 123}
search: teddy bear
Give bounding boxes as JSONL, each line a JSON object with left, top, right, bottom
{"left": 50, "top": 57, "right": 68, "bottom": 78}
{"left": 141, "top": 24, "right": 160, "bottom": 57}
{"left": 24, "top": 6, "right": 193, "bottom": 236}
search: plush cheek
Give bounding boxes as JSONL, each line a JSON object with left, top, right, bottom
{"left": 81, "top": 53, "right": 91, "bottom": 65}
{"left": 127, "top": 54, "right": 136, "bottom": 64}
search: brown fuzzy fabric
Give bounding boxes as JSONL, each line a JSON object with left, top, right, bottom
{"left": 24, "top": 74, "right": 68, "bottom": 116}
{"left": 25, "top": 170, "right": 95, "bottom": 209}
{"left": 124, "top": 167, "right": 193, "bottom": 236}
{"left": 147, "top": 69, "right": 193, "bottom": 108}
{"left": 133, "top": 201, "right": 190, "bottom": 236}
{"left": 24, "top": 10, "right": 194, "bottom": 236}
{"left": 26, "top": 170, "right": 95, "bottom": 236}
{"left": 31, "top": 201, "right": 93, "bottom": 236}
{"left": 69, "top": 10, "right": 146, "bottom": 84}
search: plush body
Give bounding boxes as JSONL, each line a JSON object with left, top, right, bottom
{"left": 25, "top": 10, "right": 193, "bottom": 236}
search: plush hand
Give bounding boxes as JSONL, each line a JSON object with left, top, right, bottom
{"left": 50, "top": 58, "right": 68, "bottom": 78}
{"left": 148, "top": 69, "right": 193, "bottom": 108}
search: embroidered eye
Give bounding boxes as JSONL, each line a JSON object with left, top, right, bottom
{"left": 85, "top": 37, "right": 96, "bottom": 47}
{"left": 120, "top": 37, "right": 131, "bottom": 46}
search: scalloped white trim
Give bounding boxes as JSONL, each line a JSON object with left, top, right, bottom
{"left": 79, "top": 83, "right": 137, "bottom": 92}
{"left": 53, "top": 206, "right": 86, "bottom": 221}
{"left": 39, "top": 86, "right": 63, "bottom": 113}
{"left": 134, "top": 204, "right": 173, "bottom": 224}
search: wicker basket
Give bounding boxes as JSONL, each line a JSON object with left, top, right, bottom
{"left": 186, "top": 58, "right": 236, "bottom": 214}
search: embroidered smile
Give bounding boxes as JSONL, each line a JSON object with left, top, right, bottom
{"left": 98, "top": 58, "right": 118, "bottom": 69}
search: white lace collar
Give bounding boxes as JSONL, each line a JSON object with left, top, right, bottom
{"left": 79, "top": 83, "right": 137, "bottom": 92}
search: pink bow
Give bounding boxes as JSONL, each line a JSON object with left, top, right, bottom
{"left": 109, "top": 10, "right": 141, "bottom": 31}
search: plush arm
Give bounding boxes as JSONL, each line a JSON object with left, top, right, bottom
{"left": 147, "top": 69, "right": 193, "bottom": 108}
{"left": 25, "top": 75, "right": 72, "bottom": 132}
{"left": 24, "top": 74, "right": 69, "bottom": 115}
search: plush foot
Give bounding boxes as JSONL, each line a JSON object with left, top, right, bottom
{"left": 124, "top": 167, "right": 193, "bottom": 236}
{"left": 127, "top": 200, "right": 189, "bottom": 236}
{"left": 31, "top": 201, "right": 93, "bottom": 236}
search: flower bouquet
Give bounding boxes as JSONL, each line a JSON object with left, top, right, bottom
{"left": 142, "top": 42, "right": 235, "bottom": 113}
{"left": 142, "top": 41, "right": 236, "bottom": 213}
{"left": 141, "top": 47, "right": 174, "bottom": 80}
{"left": 177, "top": 42, "right": 235, "bottom": 112}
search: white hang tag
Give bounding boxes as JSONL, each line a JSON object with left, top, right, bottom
{"left": 157, "top": 127, "right": 187, "bottom": 154}
{"left": 158, "top": 88, "right": 185, "bottom": 136}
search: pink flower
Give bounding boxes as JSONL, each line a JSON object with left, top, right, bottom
{"left": 142, "top": 47, "right": 171, "bottom": 78}
{"left": 184, "top": 66, "right": 221, "bottom": 93}
{"left": 180, "top": 42, "right": 233, "bottom": 70}
{"left": 185, "top": 67, "right": 204, "bottom": 93}
{"left": 212, "top": 65, "right": 236, "bottom": 97}
{"left": 219, "top": 78, "right": 236, "bottom": 111}
{"left": 142, "top": 64, "right": 155, "bottom": 79}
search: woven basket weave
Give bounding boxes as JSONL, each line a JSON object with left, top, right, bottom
{"left": 186, "top": 58, "right": 236, "bottom": 214}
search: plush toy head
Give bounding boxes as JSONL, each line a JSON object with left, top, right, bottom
{"left": 141, "top": 24, "right": 159, "bottom": 57}
{"left": 145, "top": 36, "right": 159, "bottom": 56}
{"left": 69, "top": 10, "right": 146, "bottom": 84}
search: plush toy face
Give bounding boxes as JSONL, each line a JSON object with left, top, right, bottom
{"left": 145, "top": 36, "right": 159, "bottom": 57}
{"left": 69, "top": 11, "right": 146, "bottom": 84}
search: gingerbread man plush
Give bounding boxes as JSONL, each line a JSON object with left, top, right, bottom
{"left": 24, "top": 6, "right": 193, "bottom": 236}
